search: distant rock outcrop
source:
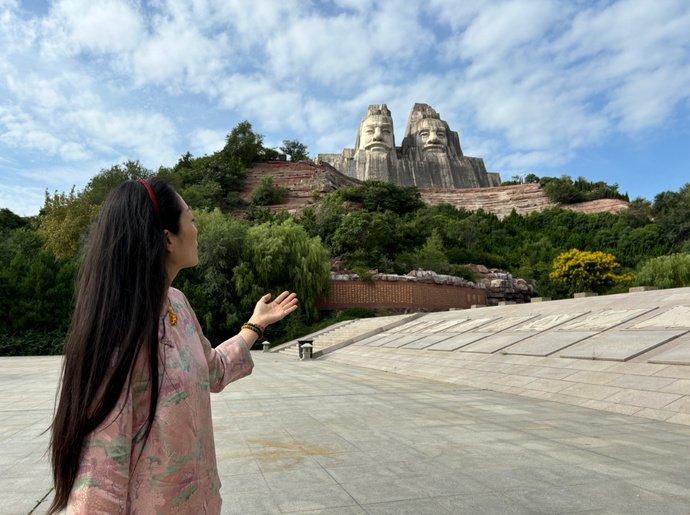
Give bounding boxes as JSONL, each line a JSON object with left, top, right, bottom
{"left": 235, "top": 160, "right": 359, "bottom": 217}
{"left": 420, "top": 183, "right": 629, "bottom": 219}
{"left": 464, "top": 264, "right": 536, "bottom": 305}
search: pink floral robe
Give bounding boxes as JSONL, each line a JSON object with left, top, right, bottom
{"left": 66, "top": 287, "right": 254, "bottom": 514}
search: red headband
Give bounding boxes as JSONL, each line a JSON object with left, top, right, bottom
{"left": 137, "top": 179, "right": 159, "bottom": 215}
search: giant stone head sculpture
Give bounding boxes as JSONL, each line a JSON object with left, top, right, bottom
{"left": 402, "top": 103, "right": 463, "bottom": 158}
{"left": 354, "top": 104, "right": 395, "bottom": 154}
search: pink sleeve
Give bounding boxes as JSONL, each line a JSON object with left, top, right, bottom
{"left": 67, "top": 377, "right": 134, "bottom": 514}
{"left": 181, "top": 294, "right": 254, "bottom": 393}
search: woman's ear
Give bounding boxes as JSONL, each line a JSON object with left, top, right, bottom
{"left": 163, "top": 229, "right": 174, "bottom": 253}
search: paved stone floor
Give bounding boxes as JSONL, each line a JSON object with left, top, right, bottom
{"left": 2, "top": 353, "right": 690, "bottom": 514}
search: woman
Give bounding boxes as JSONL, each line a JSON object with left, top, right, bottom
{"left": 47, "top": 177, "right": 298, "bottom": 513}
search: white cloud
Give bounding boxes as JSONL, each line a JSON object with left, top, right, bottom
{"left": 434, "top": 0, "right": 690, "bottom": 171}
{"left": 0, "top": 105, "right": 62, "bottom": 155}
{"left": 2, "top": 0, "right": 690, "bottom": 217}
{"left": 59, "top": 141, "right": 90, "bottom": 161}
{"left": 189, "top": 128, "right": 226, "bottom": 155}
{"left": 41, "top": 0, "right": 144, "bottom": 56}
{"left": 265, "top": 1, "right": 432, "bottom": 87}
{"left": 130, "top": 18, "right": 228, "bottom": 91}
{"left": 456, "top": 0, "right": 566, "bottom": 64}
{"left": 65, "top": 108, "right": 179, "bottom": 166}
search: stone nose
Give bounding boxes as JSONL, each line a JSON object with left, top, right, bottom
{"left": 373, "top": 126, "right": 383, "bottom": 141}
{"left": 427, "top": 130, "right": 440, "bottom": 144}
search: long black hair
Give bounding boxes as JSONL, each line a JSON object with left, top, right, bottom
{"left": 46, "top": 177, "right": 183, "bottom": 514}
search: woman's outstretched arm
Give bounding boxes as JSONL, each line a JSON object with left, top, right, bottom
{"left": 182, "top": 290, "right": 298, "bottom": 393}
{"left": 181, "top": 294, "right": 255, "bottom": 393}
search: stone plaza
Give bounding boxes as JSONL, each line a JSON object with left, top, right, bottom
{"left": 3, "top": 287, "right": 690, "bottom": 515}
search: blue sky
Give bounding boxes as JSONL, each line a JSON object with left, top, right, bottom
{"left": 1, "top": 0, "right": 689, "bottom": 216}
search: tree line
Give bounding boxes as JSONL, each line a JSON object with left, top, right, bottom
{"left": 1, "top": 122, "right": 688, "bottom": 355}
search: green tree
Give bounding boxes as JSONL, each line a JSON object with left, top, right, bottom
{"left": 176, "top": 209, "right": 249, "bottom": 341}
{"left": 413, "top": 229, "right": 450, "bottom": 273}
{"left": 0, "top": 227, "right": 75, "bottom": 337}
{"left": 0, "top": 208, "right": 27, "bottom": 232}
{"left": 541, "top": 176, "right": 585, "bottom": 204}
{"left": 280, "top": 140, "right": 309, "bottom": 161}
{"left": 636, "top": 253, "right": 690, "bottom": 289}
{"left": 331, "top": 210, "right": 404, "bottom": 269}
{"left": 651, "top": 183, "right": 690, "bottom": 252}
{"left": 540, "top": 175, "right": 627, "bottom": 204}
{"left": 233, "top": 219, "right": 330, "bottom": 322}
{"left": 299, "top": 193, "right": 349, "bottom": 247}
{"left": 221, "top": 120, "right": 266, "bottom": 167}
{"left": 179, "top": 181, "right": 224, "bottom": 211}
{"left": 338, "top": 181, "right": 424, "bottom": 215}
{"left": 38, "top": 187, "right": 99, "bottom": 261}
{"left": 250, "top": 176, "right": 288, "bottom": 206}
{"left": 81, "top": 161, "right": 151, "bottom": 205}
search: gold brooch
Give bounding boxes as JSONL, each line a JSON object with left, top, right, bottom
{"left": 167, "top": 298, "right": 177, "bottom": 326}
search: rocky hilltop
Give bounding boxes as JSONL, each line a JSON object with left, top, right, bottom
{"left": 420, "top": 183, "right": 629, "bottom": 218}
{"left": 238, "top": 161, "right": 628, "bottom": 219}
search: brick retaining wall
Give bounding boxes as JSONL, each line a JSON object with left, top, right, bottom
{"left": 316, "top": 280, "right": 486, "bottom": 311}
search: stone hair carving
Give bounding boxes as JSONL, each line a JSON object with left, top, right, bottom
{"left": 316, "top": 103, "right": 501, "bottom": 188}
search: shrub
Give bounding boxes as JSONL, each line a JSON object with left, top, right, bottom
{"left": 540, "top": 175, "right": 627, "bottom": 205}
{"left": 541, "top": 176, "right": 586, "bottom": 204}
{"left": 179, "top": 180, "right": 224, "bottom": 211}
{"left": 0, "top": 227, "right": 76, "bottom": 335}
{"left": 338, "top": 180, "right": 424, "bottom": 215}
{"left": 250, "top": 176, "right": 288, "bottom": 206}
{"left": 280, "top": 140, "right": 309, "bottom": 162}
{"left": 448, "top": 264, "right": 478, "bottom": 282}
{"left": 549, "top": 248, "right": 633, "bottom": 294}
{"left": 0, "top": 208, "right": 27, "bottom": 232}
{"left": 636, "top": 253, "right": 690, "bottom": 289}
{"left": 414, "top": 230, "right": 450, "bottom": 274}
{"left": 0, "top": 330, "right": 66, "bottom": 356}
{"left": 351, "top": 265, "right": 375, "bottom": 283}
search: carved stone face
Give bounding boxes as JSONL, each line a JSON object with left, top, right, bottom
{"left": 357, "top": 114, "right": 394, "bottom": 153}
{"left": 414, "top": 118, "right": 448, "bottom": 153}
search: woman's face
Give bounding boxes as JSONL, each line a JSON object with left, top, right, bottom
{"left": 164, "top": 195, "right": 198, "bottom": 272}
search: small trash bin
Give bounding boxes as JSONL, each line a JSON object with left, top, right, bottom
{"left": 297, "top": 339, "right": 313, "bottom": 359}
{"left": 262, "top": 340, "right": 270, "bottom": 352}
{"left": 300, "top": 343, "right": 313, "bottom": 360}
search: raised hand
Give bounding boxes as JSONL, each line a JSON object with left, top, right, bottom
{"left": 249, "top": 291, "right": 299, "bottom": 328}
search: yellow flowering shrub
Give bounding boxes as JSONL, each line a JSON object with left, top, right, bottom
{"left": 549, "top": 248, "right": 634, "bottom": 294}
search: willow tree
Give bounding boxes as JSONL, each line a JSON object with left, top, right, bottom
{"left": 233, "top": 219, "right": 330, "bottom": 322}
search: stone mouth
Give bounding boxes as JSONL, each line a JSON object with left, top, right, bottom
{"left": 365, "top": 143, "right": 390, "bottom": 152}
{"left": 423, "top": 144, "right": 445, "bottom": 152}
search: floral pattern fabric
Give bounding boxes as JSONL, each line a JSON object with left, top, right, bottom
{"left": 66, "top": 287, "right": 254, "bottom": 514}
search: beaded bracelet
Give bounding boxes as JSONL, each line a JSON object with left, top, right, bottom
{"left": 241, "top": 322, "right": 264, "bottom": 339}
